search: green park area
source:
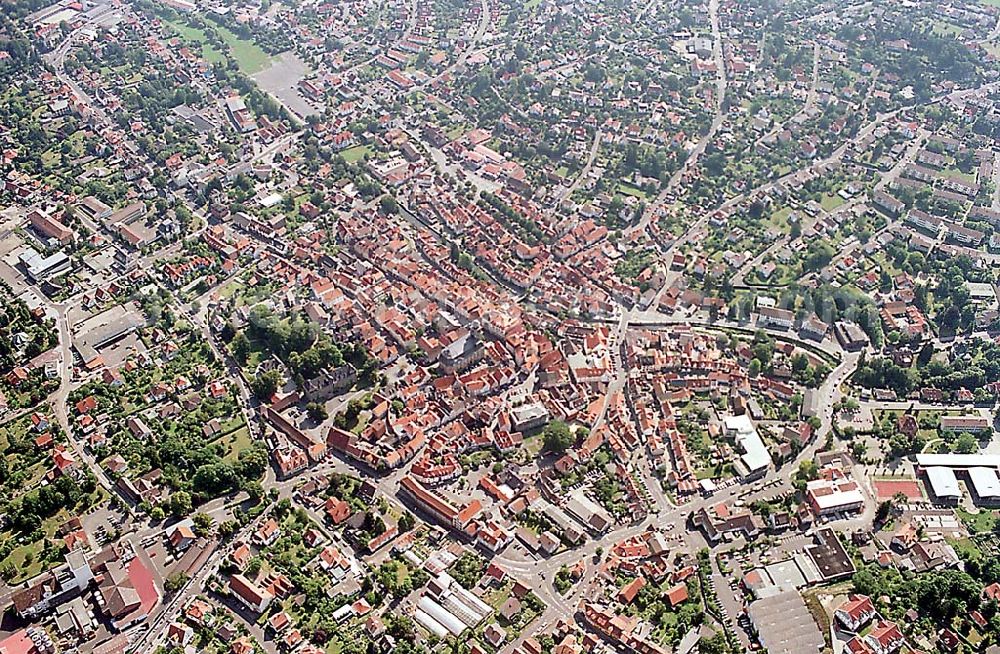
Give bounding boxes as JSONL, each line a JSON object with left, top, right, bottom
{"left": 164, "top": 18, "right": 272, "bottom": 74}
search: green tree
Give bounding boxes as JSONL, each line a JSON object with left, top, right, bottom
{"left": 251, "top": 369, "right": 282, "bottom": 400}
{"left": 231, "top": 332, "right": 251, "bottom": 364}
{"left": 306, "top": 401, "right": 328, "bottom": 422}
{"left": 794, "top": 460, "right": 819, "bottom": 491}
{"left": 164, "top": 571, "right": 189, "bottom": 594}
{"left": 237, "top": 447, "right": 268, "bottom": 482}
{"left": 169, "top": 490, "right": 192, "bottom": 517}
{"left": 875, "top": 499, "right": 893, "bottom": 525}
{"left": 543, "top": 420, "right": 574, "bottom": 454}
{"left": 379, "top": 195, "right": 399, "bottom": 215}
{"left": 955, "top": 431, "right": 978, "bottom": 454}
{"left": 192, "top": 512, "right": 214, "bottom": 537}
{"left": 699, "top": 632, "right": 730, "bottom": 654}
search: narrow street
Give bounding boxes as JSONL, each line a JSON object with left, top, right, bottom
{"left": 758, "top": 41, "right": 820, "bottom": 144}
{"left": 631, "top": 0, "right": 728, "bottom": 239}
{"left": 46, "top": 298, "right": 122, "bottom": 506}
{"left": 562, "top": 131, "right": 603, "bottom": 199}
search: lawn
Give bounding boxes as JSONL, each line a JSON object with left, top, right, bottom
{"left": 0, "top": 505, "right": 83, "bottom": 584}
{"left": 40, "top": 149, "right": 62, "bottom": 169}
{"left": 947, "top": 537, "right": 982, "bottom": 564}
{"left": 0, "top": 415, "right": 30, "bottom": 450}
{"left": 0, "top": 536, "right": 48, "bottom": 583}
{"left": 0, "top": 416, "right": 53, "bottom": 498}
{"left": 942, "top": 166, "right": 977, "bottom": 184}
{"left": 340, "top": 145, "right": 372, "bottom": 163}
{"left": 767, "top": 206, "right": 794, "bottom": 229}
{"left": 218, "top": 25, "right": 272, "bottom": 74}
{"left": 349, "top": 413, "right": 370, "bottom": 436}
{"left": 523, "top": 434, "right": 544, "bottom": 457}
{"left": 163, "top": 18, "right": 271, "bottom": 74}
{"left": 163, "top": 19, "right": 227, "bottom": 65}
{"left": 820, "top": 193, "right": 845, "bottom": 212}
{"left": 617, "top": 183, "right": 650, "bottom": 200}
{"left": 930, "top": 20, "right": 964, "bottom": 37}
{"left": 220, "top": 412, "right": 247, "bottom": 435}
{"left": 871, "top": 251, "right": 902, "bottom": 278}
{"left": 218, "top": 425, "right": 252, "bottom": 463}
{"left": 216, "top": 279, "right": 245, "bottom": 301}
{"left": 694, "top": 467, "right": 716, "bottom": 480}
{"left": 234, "top": 337, "right": 270, "bottom": 372}
{"left": 482, "top": 580, "right": 514, "bottom": 610}
{"left": 956, "top": 507, "right": 998, "bottom": 534}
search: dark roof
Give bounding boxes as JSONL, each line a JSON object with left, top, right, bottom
{"left": 807, "top": 529, "right": 856, "bottom": 581}
{"left": 12, "top": 576, "right": 56, "bottom": 614}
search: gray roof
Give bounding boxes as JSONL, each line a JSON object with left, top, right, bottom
{"left": 917, "top": 453, "right": 1000, "bottom": 468}
{"left": 747, "top": 590, "right": 825, "bottom": 654}
{"left": 969, "top": 467, "right": 1000, "bottom": 499}
{"left": 925, "top": 467, "right": 961, "bottom": 499}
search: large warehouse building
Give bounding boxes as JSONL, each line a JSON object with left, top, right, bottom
{"left": 916, "top": 454, "right": 1000, "bottom": 507}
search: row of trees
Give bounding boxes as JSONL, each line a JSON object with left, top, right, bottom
{"left": 480, "top": 192, "right": 545, "bottom": 245}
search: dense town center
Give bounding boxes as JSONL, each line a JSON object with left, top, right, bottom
{"left": 0, "top": 0, "right": 999, "bottom": 653}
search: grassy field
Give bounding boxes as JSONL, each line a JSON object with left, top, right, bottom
{"left": 0, "top": 417, "right": 52, "bottom": 495}
{"left": 617, "top": 183, "right": 650, "bottom": 200}
{"left": 163, "top": 19, "right": 227, "bottom": 65}
{"left": 218, "top": 26, "right": 272, "bottom": 74}
{"left": 340, "top": 145, "right": 372, "bottom": 163}
{"left": 1, "top": 534, "right": 50, "bottom": 583}
{"left": 0, "top": 417, "right": 29, "bottom": 451}
{"left": 0, "top": 503, "right": 94, "bottom": 584}
{"left": 163, "top": 18, "right": 271, "bottom": 74}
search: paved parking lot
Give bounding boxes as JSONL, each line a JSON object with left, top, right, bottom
{"left": 252, "top": 52, "right": 318, "bottom": 120}
{"left": 0, "top": 233, "right": 30, "bottom": 294}
{"left": 710, "top": 557, "right": 752, "bottom": 650}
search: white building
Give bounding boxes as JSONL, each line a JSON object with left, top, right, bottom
{"left": 724, "top": 415, "right": 772, "bottom": 479}
{"left": 924, "top": 467, "right": 961, "bottom": 505}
